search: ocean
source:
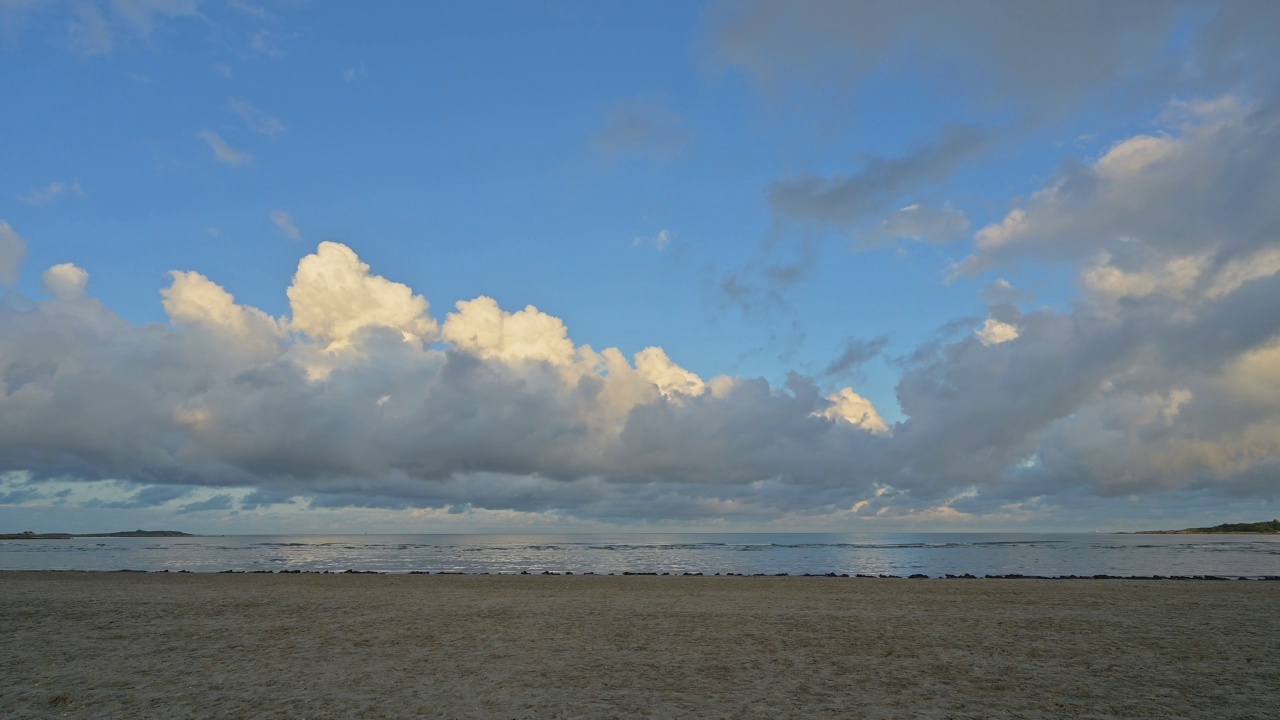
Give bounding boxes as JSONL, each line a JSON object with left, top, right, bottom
{"left": 2, "top": 533, "right": 1279, "bottom": 577}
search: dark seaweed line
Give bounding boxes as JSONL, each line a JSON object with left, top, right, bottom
{"left": 9, "top": 568, "right": 1280, "bottom": 580}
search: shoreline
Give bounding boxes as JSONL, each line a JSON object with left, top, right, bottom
{"left": 3, "top": 572, "right": 1276, "bottom": 719}
{"left": 6, "top": 532, "right": 1277, "bottom": 582}
{"left": 4, "top": 568, "right": 1279, "bottom": 580}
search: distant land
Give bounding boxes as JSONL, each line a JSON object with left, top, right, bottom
{"left": 1130, "top": 520, "right": 1280, "bottom": 535}
{"left": 0, "top": 530, "right": 194, "bottom": 540}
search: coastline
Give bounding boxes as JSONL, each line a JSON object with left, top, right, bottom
{"left": 5, "top": 568, "right": 1280, "bottom": 580}
{"left": 1128, "top": 531, "right": 1280, "bottom": 535}
{"left": 4, "top": 531, "right": 1278, "bottom": 577}
{"left": 3, "top": 572, "right": 1276, "bottom": 719}
{"left": 0, "top": 530, "right": 195, "bottom": 540}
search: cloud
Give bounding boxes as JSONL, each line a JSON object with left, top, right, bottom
{"left": 0, "top": 221, "right": 26, "bottom": 286}
{"left": 161, "top": 268, "right": 282, "bottom": 360}
{"left": 239, "top": 488, "right": 295, "bottom": 510}
{"left": 248, "top": 28, "right": 281, "bottom": 56}
{"left": 8, "top": 0, "right": 203, "bottom": 55}
{"left": 769, "top": 125, "right": 993, "bottom": 227}
{"left": 977, "top": 279, "right": 1024, "bottom": 305}
{"left": 709, "top": 1, "right": 1279, "bottom": 121}
{"left": 1081, "top": 253, "right": 1206, "bottom": 310}
{"left": 177, "top": 493, "right": 233, "bottom": 513}
{"left": 0, "top": 487, "right": 41, "bottom": 505}
{"left": 197, "top": 130, "right": 252, "bottom": 167}
{"left": 269, "top": 210, "right": 299, "bottom": 241}
{"left": 888, "top": 98, "right": 1280, "bottom": 501}
{"left": 226, "top": 0, "right": 269, "bottom": 21}
{"left": 43, "top": 263, "right": 90, "bottom": 301}
{"left": 86, "top": 484, "right": 194, "bottom": 509}
{"left": 819, "top": 387, "right": 890, "bottom": 435}
{"left": 442, "top": 296, "right": 575, "bottom": 368}
{"left": 1205, "top": 247, "right": 1280, "bottom": 300}
{"left": 0, "top": 241, "right": 896, "bottom": 524}
{"left": 975, "top": 318, "right": 1019, "bottom": 346}
{"left": 631, "top": 229, "right": 671, "bottom": 251}
{"left": 229, "top": 97, "right": 284, "bottom": 136}
{"left": 112, "top": 0, "right": 199, "bottom": 36}
{"left": 712, "top": 2, "right": 1280, "bottom": 294}
{"left": 871, "top": 202, "right": 969, "bottom": 245}
{"left": 19, "top": 180, "right": 84, "bottom": 206}
{"left": 70, "top": 3, "right": 113, "bottom": 55}
{"left": 287, "top": 241, "right": 438, "bottom": 355}
{"left": 593, "top": 101, "right": 692, "bottom": 161}
{"left": 824, "top": 335, "right": 888, "bottom": 377}
{"left": 958, "top": 97, "right": 1280, "bottom": 277}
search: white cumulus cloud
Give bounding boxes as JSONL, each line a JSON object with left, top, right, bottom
{"left": 975, "top": 318, "right": 1020, "bottom": 346}
{"left": 286, "top": 241, "right": 438, "bottom": 352}
{"left": 42, "top": 263, "right": 89, "bottom": 301}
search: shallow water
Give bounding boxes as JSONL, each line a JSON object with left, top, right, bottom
{"left": 3, "top": 532, "right": 1279, "bottom": 576}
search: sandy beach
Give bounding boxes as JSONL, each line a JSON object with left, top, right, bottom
{"left": 2, "top": 573, "right": 1276, "bottom": 719}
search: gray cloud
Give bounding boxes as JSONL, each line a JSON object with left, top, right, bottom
{"left": 707, "top": 232, "right": 819, "bottom": 322}
{"left": 770, "top": 125, "right": 992, "bottom": 227}
{"left": 0, "top": 487, "right": 41, "bottom": 504}
{"left": 870, "top": 203, "right": 969, "bottom": 246}
{"left": 239, "top": 488, "right": 296, "bottom": 510}
{"left": 0, "top": 245, "right": 896, "bottom": 525}
{"left": 1186, "top": 0, "right": 1280, "bottom": 94}
{"left": 86, "top": 484, "right": 194, "bottom": 509}
{"left": 0, "top": 221, "right": 25, "bottom": 286}
{"left": 177, "top": 493, "right": 233, "bottom": 513}
{"left": 713, "top": 0, "right": 1280, "bottom": 296}
{"left": 824, "top": 336, "right": 889, "bottom": 378}
{"left": 977, "top": 279, "right": 1025, "bottom": 306}
{"left": 887, "top": 99, "right": 1280, "bottom": 501}
{"left": 959, "top": 98, "right": 1280, "bottom": 277}
{"left": 593, "top": 101, "right": 692, "bottom": 162}
{"left": 709, "top": 1, "right": 1275, "bottom": 120}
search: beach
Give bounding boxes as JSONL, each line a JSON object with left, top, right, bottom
{"left": 2, "top": 573, "right": 1275, "bottom": 719}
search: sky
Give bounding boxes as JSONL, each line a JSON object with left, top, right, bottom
{"left": 2, "top": 0, "right": 1279, "bottom": 534}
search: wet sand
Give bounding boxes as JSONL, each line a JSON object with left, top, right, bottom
{"left": 2, "top": 572, "right": 1276, "bottom": 719}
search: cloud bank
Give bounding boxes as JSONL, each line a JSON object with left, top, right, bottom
{"left": 0, "top": 238, "right": 893, "bottom": 523}
{"left": 4, "top": 91, "right": 1279, "bottom": 527}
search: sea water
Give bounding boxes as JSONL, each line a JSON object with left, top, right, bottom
{"left": 2, "top": 533, "right": 1279, "bottom": 577}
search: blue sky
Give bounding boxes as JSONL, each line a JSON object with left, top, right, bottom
{"left": 2, "top": 0, "right": 1279, "bottom": 534}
